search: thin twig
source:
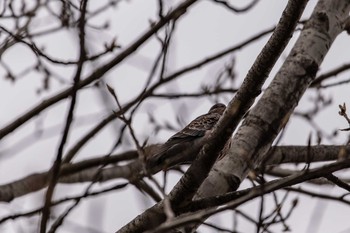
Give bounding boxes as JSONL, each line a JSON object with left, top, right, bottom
{"left": 40, "top": 1, "right": 88, "bottom": 232}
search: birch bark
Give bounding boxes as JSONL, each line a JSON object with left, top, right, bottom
{"left": 196, "top": 0, "right": 350, "bottom": 199}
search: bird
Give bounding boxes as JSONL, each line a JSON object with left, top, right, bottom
{"left": 147, "top": 103, "right": 226, "bottom": 171}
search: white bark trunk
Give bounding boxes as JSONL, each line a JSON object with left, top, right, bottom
{"left": 196, "top": 0, "right": 350, "bottom": 199}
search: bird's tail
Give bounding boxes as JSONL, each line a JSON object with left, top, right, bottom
{"left": 146, "top": 144, "right": 173, "bottom": 170}
{"left": 146, "top": 140, "right": 201, "bottom": 172}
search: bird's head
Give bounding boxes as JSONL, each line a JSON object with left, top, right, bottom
{"left": 208, "top": 103, "right": 226, "bottom": 114}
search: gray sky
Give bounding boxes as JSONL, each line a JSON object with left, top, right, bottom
{"left": 1, "top": 0, "right": 350, "bottom": 232}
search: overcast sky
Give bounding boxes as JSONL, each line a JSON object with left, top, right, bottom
{"left": 1, "top": 1, "right": 350, "bottom": 232}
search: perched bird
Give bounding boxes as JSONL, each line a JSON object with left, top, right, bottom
{"left": 147, "top": 103, "right": 226, "bottom": 171}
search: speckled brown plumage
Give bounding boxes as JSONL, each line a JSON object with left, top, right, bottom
{"left": 147, "top": 103, "right": 226, "bottom": 169}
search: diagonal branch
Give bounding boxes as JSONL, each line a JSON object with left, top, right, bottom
{"left": 147, "top": 158, "right": 350, "bottom": 232}
{"left": 0, "top": 0, "right": 198, "bottom": 140}
{"left": 200, "top": 0, "right": 350, "bottom": 200}
{"left": 117, "top": 0, "right": 309, "bottom": 232}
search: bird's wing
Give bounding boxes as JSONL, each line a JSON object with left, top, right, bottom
{"left": 147, "top": 108, "right": 224, "bottom": 170}
{"left": 166, "top": 113, "right": 221, "bottom": 142}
